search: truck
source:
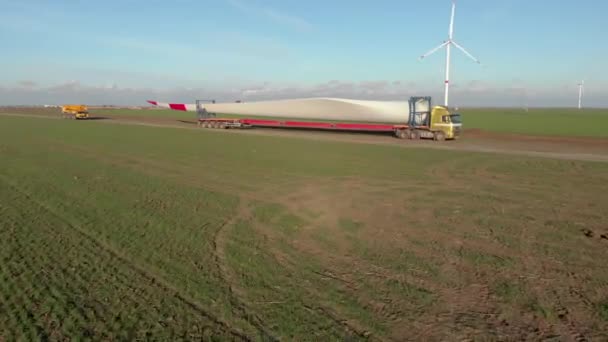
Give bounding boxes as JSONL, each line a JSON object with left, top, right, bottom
{"left": 61, "top": 104, "right": 89, "bottom": 119}
{"left": 148, "top": 96, "right": 462, "bottom": 140}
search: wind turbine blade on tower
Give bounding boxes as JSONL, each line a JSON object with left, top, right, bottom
{"left": 449, "top": 1, "right": 456, "bottom": 38}
{"left": 451, "top": 41, "right": 481, "bottom": 64}
{"left": 419, "top": 41, "right": 449, "bottom": 60}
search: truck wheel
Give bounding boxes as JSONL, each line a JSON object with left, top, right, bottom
{"left": 434, "top": 131, "right": 446, "bottom": 141}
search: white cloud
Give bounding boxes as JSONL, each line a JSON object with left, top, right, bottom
{"left": 1, "top": 80, "right": 606, "bottom": 108}
{"left": 99, "top": 36, "right": 199, "bottom": 57}
{"left": 226, "top": 0, "right": 313, "bottom": 32}
{"left": 17, "top": 81, "right": 38, "bottom": 89}
{"left": 262, "top": 8, "right": 314, "bottom": 32}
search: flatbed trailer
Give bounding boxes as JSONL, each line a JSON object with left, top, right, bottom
{"left": 192, "top": 96, "right": 461, "bottom": 140}
{"left": 196, "top": 117, "right": 439, "bottom": 139}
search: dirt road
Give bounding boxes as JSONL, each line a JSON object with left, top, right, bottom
{"left": 2, "top": 109, "right": 607, "bottom": 162}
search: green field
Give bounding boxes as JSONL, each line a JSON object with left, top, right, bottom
{"left": 91, "top": 106, "right": 608, "bottom": 138}
{"left": 459, "top": 108, "right": 608, "bottom": 137}
{"left": 1, "top": 115, "right": 608, "bottom": 340}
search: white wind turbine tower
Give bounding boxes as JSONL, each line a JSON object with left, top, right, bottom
{"left": 577, "top": 80, "right": 584, "bottom": 109}
{"left": 419, "top": 1, "right": 481, "bottom": 107}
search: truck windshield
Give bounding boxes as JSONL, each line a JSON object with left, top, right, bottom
{"left": 450, "top": 114, "right": 462, "bottom": 123}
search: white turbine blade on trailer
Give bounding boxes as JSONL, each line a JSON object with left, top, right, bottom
{"left": 419, "top": 41, "right": 449, "bottom": 60}
{"left": 451, "top": 41, "right": 481, "bottom": 64}
{"left": 148, "top": 97, "right": 412, "bottom": 123}
{"left": 146, "top": 100, "right": 197, "bottom": 111}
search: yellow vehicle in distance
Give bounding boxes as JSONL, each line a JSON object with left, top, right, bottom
{"left": 61, "top": 104, "right": 89, "bottom": 119}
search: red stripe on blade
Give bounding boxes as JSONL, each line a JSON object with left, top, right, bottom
{"left": 147, "top": 100, "right": 158, "bottom": 105}
{"left": 169, "top": 103, "right": 187, "bottom": 111}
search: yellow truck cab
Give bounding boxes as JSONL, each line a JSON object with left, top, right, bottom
{"left": 61, "top": 104, "right": 89, "bottom": 119}
{"left": 429, "top": 105, "right": 462, "bottom": 140}
{"left": 394, "top": 97, "right": 462, "bottom": 140}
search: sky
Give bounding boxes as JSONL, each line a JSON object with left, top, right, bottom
{"left": 1, "top": 0, "right": 607, "bottom": 107}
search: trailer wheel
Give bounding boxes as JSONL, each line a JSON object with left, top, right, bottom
{"left": 434, "top": 131, "right": 446, "bottom": 141}
{"left": 410, "top": 130, "right": 420, "bottom": 140}
{"left": 203, "top": 121, "right": 211, "bottom": 128}
{"left": 219, "top": 122, "right": 226, "bottom": 129}
{"left": 395, "top": 129, "right": 408, "bottom": 139}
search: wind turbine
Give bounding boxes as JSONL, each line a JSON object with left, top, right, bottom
{"left": 419, "top": 1, "right": 481, "bottom": 107}
{"left": 577, "top": 80, "right": 584, "bottom": 109}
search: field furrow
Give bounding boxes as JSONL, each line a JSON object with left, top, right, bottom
{"left": 0, "top": 177, "right": 246, "bottom": 340}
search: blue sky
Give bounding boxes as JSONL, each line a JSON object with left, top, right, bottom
{"left": 1, "top": 0, "right": 607, "bottom": 106}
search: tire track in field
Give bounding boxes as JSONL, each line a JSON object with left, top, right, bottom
{"left": 207, "top": 195, "right": 371, "bottom": 340}
{"left": 211, "top": 201, "right": 280, "bottom": 341}
{"left": 240, "top": 220, "right": 374, "bottom": 340}
{"left": 1, "top": 200, "right": 109, "bottom": 338}
{"left": 212, "top": 200, "right": 369, "bottom": 340}
{"left": 0, "top": 175, "right": 251, "bottom": 341}
{"left": 2, "top": 186, "right": 238, "bottom": 340}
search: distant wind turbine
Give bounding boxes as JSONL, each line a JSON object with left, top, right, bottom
{"left": 419, "top": 1, "right": 481, "bottom": 107}
{"left": 577, "top": 80, "right": 584, "bottom": 109}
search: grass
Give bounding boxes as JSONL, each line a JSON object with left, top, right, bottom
{"left": 457, "top": 248, "right": 514, "bottom": 268}
{"left": 0, "top": 176, "right": 241, "bottom": 340}
{"left": 1, "top": 114, "right": 608, "bottom": 340}
{"left": 597, "top": 301, "right": 608, "bottom": 321}
{"left": 459, "top": 107, "right": 608, "bottom": 137}
{"left": 494, "top": 281, "right": 524, "bottom": 303}
{"left": 339, "top": 218, "right": 364, "bottom": 233}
